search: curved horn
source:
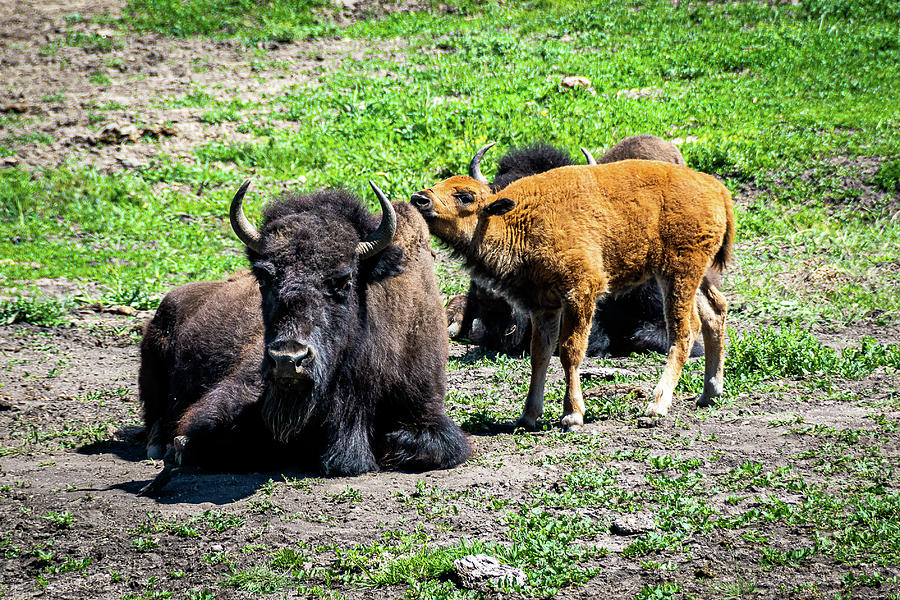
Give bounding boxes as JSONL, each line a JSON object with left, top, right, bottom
{"left": 229, "top": 180, "right": 262, "bottom": 254}
{"left": 468, "top": 142, "right": 496, "bottom": 185}
{"left": 357, "top": 181, "right": 397, "bottom": 260}
{"left": 581, "top": 147, "right": 597, "bottom": 165}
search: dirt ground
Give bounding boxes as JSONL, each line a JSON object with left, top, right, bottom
{"left": 0, "top": 0, "right": 408, "bottom": 175}
{"left": 2, "top": 313, "right": 899, "bottom": 598}
{"left": 2, "top": 1, "right": 900, "bottom": 599}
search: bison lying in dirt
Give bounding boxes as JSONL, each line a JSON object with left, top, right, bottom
{"left": 139, "top": 181, "right": 469, "bottom": 487}
{"left": 446, "top": 137, "right": 710, "bottom": 358}
{"left": 413, "top": 158, "right": 734, "bottom": 430}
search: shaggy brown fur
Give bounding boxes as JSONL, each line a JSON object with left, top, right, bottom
{"left": 140, "top": 187, "right": 469, "bottom": 481}
{"left": 448, "top": 137, "right": 706, "bottom": 357}
{"left": 594, "top": 134, "right": 686, "bottom": 166}
{"left": 412, "top": 160, "right": 734, "bottom": 429}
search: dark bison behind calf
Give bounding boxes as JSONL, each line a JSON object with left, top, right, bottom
{"left": 140, "top": 182, "right": 469, "bottom": 481}
{"left": 446, "top": 136, "right": 710, "bottom": 357}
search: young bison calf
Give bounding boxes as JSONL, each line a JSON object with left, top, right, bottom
{"left": 412, "top": 158, "right": 734, "bottom": 430}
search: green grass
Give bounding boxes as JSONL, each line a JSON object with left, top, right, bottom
{"left": 122, "top": 0, "right": 335, "bottom": 41}
{"left": 0, "top": 296, "right": 72, "bottom": 326}
{"left": 2, "top": 0, "right": 897, "bottom": 324}
{"left": 2, "top": 3, "right": 900, "bottom": 596}
{"left": 679, "top": 325, "right": 900, "bottom": 396}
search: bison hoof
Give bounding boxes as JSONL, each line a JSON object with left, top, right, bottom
{"left": 515, "top": 415, "right": 538, "bottom": 431}
{"left": 696, "top": 395, "right": 717, "bottom": 408}
{"left": 643, "top": 402, "right": 668, "bottom": 418}
{"left": 146, "top": 444, "right": 165, "bottom": 460}
{"left": 172, "top": 435, "right": 189, "bottom": 466}
{"left": 560, "top": 413, "right": 583, "bottom": 432}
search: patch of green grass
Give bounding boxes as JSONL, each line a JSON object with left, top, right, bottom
{"left": 2, "top": 132, "right": 53, "bottom": 147}
{"left": 88, "top": 70, "right": 112, "bottom": 85}
{"left": 0, "top": 166, "right": 247, "bottom": 306}
{"left": 0, "top": 296, "right": 72, "bottom": 327}
{"left": 635, "top": 582, "right": 682, "bottom": 600}
{"left": 680, "top": 326, "right": 900, "bottom": 396}
{"left": 122, "top": 0, "right": 336, "bottom": 41}
{"left": 873, "top": 157, "right": 900, "bottom": 192}
{"left": 131, "top": 537, "right": 160, "bottom": 552}
{"left": 65, "top": 30, "right": 121, "bottom": 53}
{"left": 41, "top": 511, "right": 75, "bottom": 528}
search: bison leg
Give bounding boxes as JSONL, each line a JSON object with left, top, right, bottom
{"left": 558, "top": 300, "right": 595, "bottom": 431}
{"left": 138, "top": 321, "right": 171, "bottom": 460}
{"left": 172, "top": 379, "right": 268, "bottom": 469}
{"left": 645, "top": 275, "right": 702, "bottom": 417}
{"left": 322, "top": 410, "right": 378, "bottom": 476}
{"left": 518, "top": 309, "right": 561, "bottom": 430}
{"left": 379, "top": 415, "right": 470, "bottom": 472}
{"left": 695, "top": 277, "right": 727, "bottom": 408}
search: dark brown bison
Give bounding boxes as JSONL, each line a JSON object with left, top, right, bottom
{"left": 412, "top": 158, "right": 734, "bottom": 430}
{"left": 139, "top": 181, "right": 469, "bottom": 487}
{"left": 445, "top": 137, "right": 710, "bottom": 358}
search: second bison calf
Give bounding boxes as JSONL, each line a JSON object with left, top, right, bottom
{"left": 412, "top": 158, "right": 734, "bottom": 429}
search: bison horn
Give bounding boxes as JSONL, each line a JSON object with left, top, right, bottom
{"left": 581, "top": 147, "right": 598, "bottom": 165}
{"left": 468, "top": 142, "right": 496, "bottom": 185}
{"left": 230, "top": 180, "right": 263, "bottom": 254}
{"left": 357, "top": 181, "right": 398, "bottom": 260}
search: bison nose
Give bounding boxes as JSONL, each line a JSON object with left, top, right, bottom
{"left": 410, "top": 192, "right": 433, "bottom": 211}
{"left": 267, "top": 340, "right": 315, "bottom": 372}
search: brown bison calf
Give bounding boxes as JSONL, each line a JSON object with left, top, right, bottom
{"left": 448, "top": 136, "right": 707, "bottom": 357}
{"left": 412, "top": 158, "right": 734, "bottom": 430}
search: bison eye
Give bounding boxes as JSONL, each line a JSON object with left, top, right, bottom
{"left": 252, "top": 262, "right": 276, "bottom": 288}
{"left": 453, "top": 191, "right": 475, "bottom": 205}
{"left": 325, "top": 272, "right": 353, "bottom": 300}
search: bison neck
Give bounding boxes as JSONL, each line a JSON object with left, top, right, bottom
{"left": 453, "top": 218, "right": 558, "bottom": 314}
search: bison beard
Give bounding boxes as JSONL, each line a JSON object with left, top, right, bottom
{"left": 139, "top": 184, "right": 469, "bottom": 491}
{"left": 446, "top": 137, "right": 709, "bottom": 358}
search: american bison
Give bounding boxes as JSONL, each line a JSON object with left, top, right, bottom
{"left": 139, "top": 181, "right": 469, "bottom": 485}
{"left": 446, "top": 137, "right": 709, "bottom": 358}
{"left": 412, "top": 158, "right": 734, "bottom": 430}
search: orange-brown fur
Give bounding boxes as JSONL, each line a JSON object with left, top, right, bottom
{"left": 413, "top": 159, "right": 734, "bottom": 428}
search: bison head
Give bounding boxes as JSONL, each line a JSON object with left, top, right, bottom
{"left": 410, "top": 143, "right": 519, "bottom": 250}
{"left": 230, "top": 181, "right": 396, "bottom": 442}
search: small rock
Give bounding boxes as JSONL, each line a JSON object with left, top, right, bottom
{"left": 210, "top": 544, "right": 224, "bottom": 553}
{"left": 98, "top": 123, "right": 141, "bottom": 144}
{"left": 104, "top": 305, "right": 138, "bottom": 316}
{"left": 616, "top": 87, "right": 665, "bottom": 100}
{"left": 1, "top": 156, "right": 20, "bottom": 166}
{"left": 580, "top": 366, "right": 638, "bottom": 381}
{"left": 637, "top": 416, "right": 660, "bottom": 429}
{"left": 610, "top": 513, "right": 655, "bottom": 536}
{"left": 560, "top": 75, "right": 596, "bottom": 95}
{"left": 453, "top": 554, "right": 525, "bottom": 590}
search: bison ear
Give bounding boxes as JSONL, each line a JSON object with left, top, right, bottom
{"left": 483, "top": 197, "right": 516, "bottom": 216}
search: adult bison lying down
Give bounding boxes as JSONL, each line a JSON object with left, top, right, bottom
{"left": 413, "top": 158, "right": 734, "bottom": 429}
{"left": 446, "top": 137, "right": 710, "bottom": 358}
{"left": 139, "top": 181, "right": 469, "bottom": 483}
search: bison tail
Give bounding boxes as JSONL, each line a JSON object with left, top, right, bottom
{"left": 379, "top": 416, "right": 471, "bottom": 472}
{"left": 711, "top": 190, "right": 736, "bottom": 273}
